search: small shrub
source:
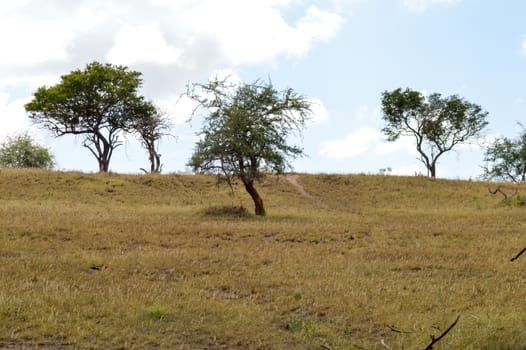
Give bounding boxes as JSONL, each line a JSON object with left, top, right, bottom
{"left": 146, "top": 305, "right": 168, "bottom": 320}
{"left": 285, "top": 318, "right": 317, "bottom": 337}
{"left": 509, "top": 194, "right": 526, "bottom": 207}
{"left": 3, "top": 303, "right": 29, "bottom": 321}
{"left": 201, "top": 205, "right": 250, "bottom": 218}
{"left": 293, "top": 288, "right": 303, "bottom": 302}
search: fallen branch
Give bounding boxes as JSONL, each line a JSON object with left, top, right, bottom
{"left": 386, "top": 324, "right": 414, "bottom": 334}
{"left": 511, "top": 246, "right": 526, "bottom": 262}
{"left": 488, "top": 186, "right": 508, "bottom": 200}
{"left": 424, "top": 315, "right": 460, "bottom": 350}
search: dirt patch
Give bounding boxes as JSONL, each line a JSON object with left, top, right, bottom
{"left": 285, "top": 174, "right": 314, "bottom": 198}
{"left": 284, "top": 174, "right": 328, "bottom": 208}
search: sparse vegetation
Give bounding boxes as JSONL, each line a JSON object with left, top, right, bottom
{"left": 146, "top": 305, "right": 169, "bottom": 320}
{"left": 483, "top": 126, "right": 526, "bottom": 182}
{"left": 187, "top": 77, "right": 312, "bottom": 216}
{"left": 0, "top": 170, "right": 526, "bottom": 349}
{"left": 201, "top": 205, "right": 250, "bottom": 218}
{"left": 0, "top": 133, "right": 54, "bottom": 169}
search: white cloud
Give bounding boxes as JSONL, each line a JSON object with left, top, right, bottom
{"left": 374, "top": 135, "right": 415, "bottom": 155}
{"left": 0, "top": 1, "right": 343, "bottom": 92}
{"left": 318, "top": 103, "right": 418, "bottom": 160}
{"left": 0, "top": 93, "right": 38, "bottom": 140}
{"left": 0, "top": 19, "right": 73, "bottom": 65}
{"left": 145, "top": 2, "right": 342, "bottom": 65}
{"left": 319, "top": 127, "right": 382, "bottom": 160}
{"left": 319, "top": 128, "right": 416, "bottom": 160}
{"left": 307, "top": 98, "right": 329, "bottom": 124}
{"left": 522, "top": 36, "right": 526, "bottom": 55}
{"left": 402, "top": 0, "right": 461, "bottom": 13}
{"left": 107, "top": 23, "right": 183, "bottom": 65}
{"left": 158, "top": 94, "right": 197, "bottom": 125}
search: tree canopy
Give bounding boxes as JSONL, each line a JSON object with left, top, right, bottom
{"left": 187, "top": 77, "right": 312, "bottom": 215}
{"left": 381, "top": 88, "right": 488, "bottom": 178}
{"left": 25, "top": 61, "right": 159, "bottom": 172}
{"left": 483, "top": 127, "right": 526, "bottom": 182}
{"left": 131, "top": 107, "right": 171, "bottom": 174}
{"left": 0, "top": 133, "right": 54, "bottom": 169}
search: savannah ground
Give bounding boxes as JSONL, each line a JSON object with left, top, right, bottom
{"left": 0, "top": 169, "right": 525, "bottom": 349}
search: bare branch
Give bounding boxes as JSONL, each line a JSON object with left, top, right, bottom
{"left": 424, "top": 315, "right": 460, "bottom": 350}
{"left": 511, "top": 246, "right": 526, "bottom": 262}
{"left": 488, "top": 186, "right": 508, "bottom": 201}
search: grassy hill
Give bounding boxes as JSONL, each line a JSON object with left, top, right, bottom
{"left": 0, "top": 169, "right": 525, "bottom": 349}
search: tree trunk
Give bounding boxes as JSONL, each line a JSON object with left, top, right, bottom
{"left": 148, "top": 147, "right": 161, "bottom": 173}
{"left": 98, "top": 144, "right": 111, "bottom": 172}
{"left": 98, "top": 158, "right": 109, "bottom": 172}
{"left": 429, "top": 162, "right": 436, "bottom": 178}
{"left": 244, "top": 180, "right": 266, "bottom": 216}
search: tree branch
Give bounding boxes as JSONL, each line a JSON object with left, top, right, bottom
{"left": 424, "top": 315, "right": 460, "bottom": 350}
{"left": 511, "top": 246, "right": 526, "bottom": 262}
{"left": 488, "top": 186, "right": 508, "bottom": 201}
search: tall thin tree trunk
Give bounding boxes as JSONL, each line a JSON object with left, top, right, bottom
{"left": 148, "top": 147, "right": 161, "bottom": 173}
{"left": 244, "top": 180, "right": 266, "bottom": 216}
{"left": 99, "top": 145, "right": 111, "bottom": 172}
{"left": 429, "top": 162, "right": 436, "bottom": 178}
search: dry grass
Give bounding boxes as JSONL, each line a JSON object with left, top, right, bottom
{"left": 0, "top": 169, "right": 525, "bottom": 349}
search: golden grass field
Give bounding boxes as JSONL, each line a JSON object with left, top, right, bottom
{"left": 1, "top": 169, "right": 526, "bottom": 349}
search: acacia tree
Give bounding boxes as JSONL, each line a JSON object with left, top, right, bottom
{"left": 25, "top": 62, "right": 156, "bottom": 172}
{"left": 187, "top": 78, "right": 312, "bottom": 216}
{"left": 131, "top": 106, "right": 171, "bottom": 173}
{"left": 381, "top": 88, "right": 489, "bottom": 178}
{"left": 0, "top": 133, "right": 54, "bottom": 169}
{"left": 483, "top": 128, "right": 526, "bottom": 182}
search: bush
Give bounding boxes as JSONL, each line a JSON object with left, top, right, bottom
{"left": 0, "top": 133, "right": 54, "bottom": 169}
{"left": 201, "top": 205, "right": 250, "bottom": 218}
{"left": 146, "top": 305, "right": 169, "bottom": 320}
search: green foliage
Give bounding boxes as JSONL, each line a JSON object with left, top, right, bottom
{"left": 293, "top": 288, "right": 303, "bottom": 301}
{"left": 146, "top": 305, "right": 169, "bottom": 320}
{"left": 0, "top": 133, "right": 54, "bottom": 169}
{"left": 483, "top": 128, "right": 526, "bottom": 182}
{"left": 187, "top": 77, "right": 312, "bottom": 215}
{"left": 285, "top": 318, "right": 317, "bottom": 337}
{"left": 381, "top": 88, "right": 488, "bottom": 177}
{"left": 131, "top": 109, "right": 171, "bottom": 173}
{"left": 508, "top": 193, "right": 526, "bottom": 207}
{"left": 25, "top": 61, "right": 158, "bottom": 172}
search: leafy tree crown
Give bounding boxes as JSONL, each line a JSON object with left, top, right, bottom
{"left": 0, "top": 133, "right": 54, "bottom": 169}
{"left": 188, "top": 78, "right": 312, "bottom": 183}
{"left": 381, "top": 87, "right": 488, "bottom": 177}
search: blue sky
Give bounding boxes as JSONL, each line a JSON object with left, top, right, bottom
{"left": 1, "top": 0, "right": 525, "bottom": 178}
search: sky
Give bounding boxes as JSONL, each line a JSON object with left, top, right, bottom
{"left": 1, "top": 0, "right": 525, "bottom": 178}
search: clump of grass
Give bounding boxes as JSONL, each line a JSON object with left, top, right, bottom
{"left": 293, "top": 288, "right": 302, "bottom": 301}
{"left": 285, "top": 318, "right": 317, "bottom": 337}
{"left": 506, "top": 193, "right": 526, "bottom": 207}
{"left": 146, "top": 305, "right": 168, "bottom": 320}
{"left": 201, "top": 205, "right": 250, "bottom": 217}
